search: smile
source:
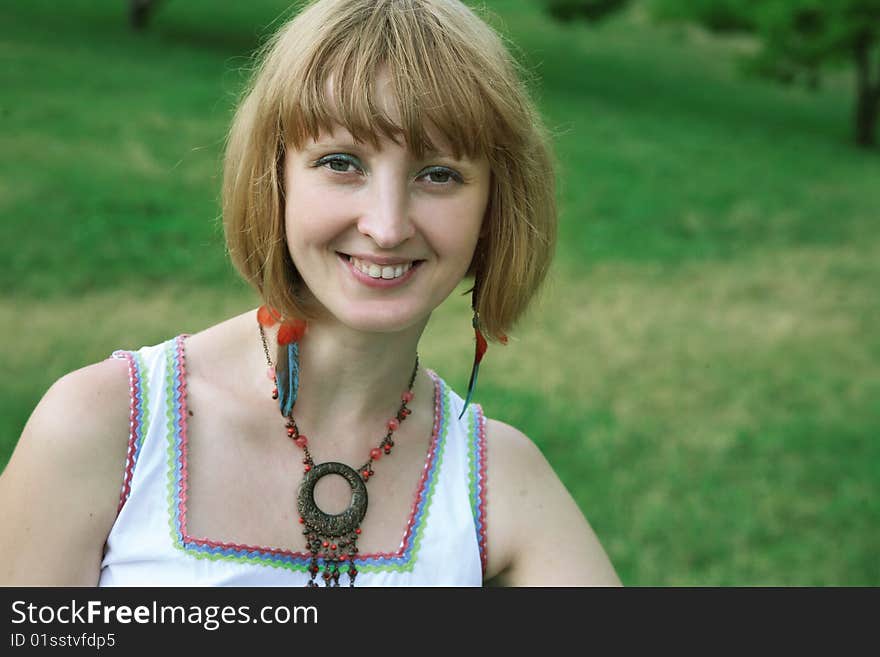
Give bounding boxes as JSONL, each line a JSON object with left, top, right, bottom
{"left": 338, "top": 253, "right": 423, "bottom": 288}
{"left": 350, "top": 256, "right": 413, "bottom": 280}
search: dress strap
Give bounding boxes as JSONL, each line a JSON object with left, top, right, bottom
{"left": 465, "top": 403, "right": 488, "bottom": 576}
{"left": 109, "top": 349, "right": 151, "bottom": 516}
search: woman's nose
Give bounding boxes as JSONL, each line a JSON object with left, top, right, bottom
{"left": 357, "top": 175, "right": 415, "bottom": 249}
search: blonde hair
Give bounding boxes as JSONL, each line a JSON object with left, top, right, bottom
{"left": 223, "top": 0, "right": 556, "bottom": 341}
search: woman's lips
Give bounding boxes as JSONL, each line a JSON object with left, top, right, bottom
{"left": 338, "top": 253, "right": 423, "bottom": 288}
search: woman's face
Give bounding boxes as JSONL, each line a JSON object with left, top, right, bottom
{"left": 283, "top": 117, "right": 491, "bottom": 336}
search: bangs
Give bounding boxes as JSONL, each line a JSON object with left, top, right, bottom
{"left": 276, "top": 1, "right": 502, "bottom": 159}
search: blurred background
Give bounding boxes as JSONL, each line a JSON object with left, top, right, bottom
{"left": 1, "top": 0, "right": 877, "bottom": 585}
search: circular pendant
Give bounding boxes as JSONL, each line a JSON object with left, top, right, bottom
{"left": 297, "top": 462, "right": 368, "bottom": 538}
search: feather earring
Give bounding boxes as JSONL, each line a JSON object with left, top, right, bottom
{"left": 257, "top": 305, "right": 306, "bottom": 418}
{"left": 275, "top": 318, "right": 307, "bottom": 417}
{"left": 459, "top": 311, "right": 488, "bottom": 420}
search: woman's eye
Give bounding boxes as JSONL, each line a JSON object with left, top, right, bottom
{"left": 420, "top": 167, "right": 461, "bottom": 185}
{"left": 315, "top": 154, "right": 361, "bottom": 174}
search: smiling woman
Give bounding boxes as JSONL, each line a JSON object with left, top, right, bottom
{"left": 0, "top": 0, "right": 620, "bottom": 588}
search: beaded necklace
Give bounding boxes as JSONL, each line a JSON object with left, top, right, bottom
{"left": 258, "top": 314, "right": 418, "bottom": 587}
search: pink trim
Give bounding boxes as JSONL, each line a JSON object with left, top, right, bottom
{"left": 112, "top": 351, "right": 140, "bottom": 516}
{"left": 476, "top": 406, "right": 488, "bottom": 575}
{"left": 174, "top": 334, "right": 443, "bottom": 561}
{"left": 175, "top": 336, "right": 192, "bottom": 538}
{"left": 397, "top": 369, "right": 443, "bottom": 556}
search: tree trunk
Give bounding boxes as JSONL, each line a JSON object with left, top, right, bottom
{"left": 853, "top": 33, "right": 878, "bottom": 148}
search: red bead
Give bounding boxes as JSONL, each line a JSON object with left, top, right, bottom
{"left": 362, "top": 470, "right": 370, "bottom": 478}
{"left": 384, "top": 446, "right": 391, "bottom": 454}
{"left": 257, "top": 305, "right": 280, "bottom": 327}
{"left": 298, "top": 517, "right": 304, "bottom": 524}
{"left": 287, "top": 427, "right": 295, "bottom": 437}
{"left": 370, "top": 448, "right": 382, "bottom": 460}
{"left": 355, "top": 528, "right": 361, "bottom": 535}
{"left": 330, "top": 544, "right": 337, "bottom": 551}
{"left": 294, "top": 435, "right": 308, "bottom": 448}
{"left": 387, "top": 418, "right": 400, "bottom": 431}
{"left": 322, "top": 541, "right": 329, "bottom": 548}
{"left": 304, "top": 465, "right": 311, "bottom": 472}
{"left": 402, "top": 390, "right": 414, "bottom": 403}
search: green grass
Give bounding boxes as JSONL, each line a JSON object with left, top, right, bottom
{"left": 1, "top": 0, "right": 878, "bottom": 585}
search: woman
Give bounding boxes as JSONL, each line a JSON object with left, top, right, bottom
{"left": 0, "top": 0, "right": 620, "bottom": 586}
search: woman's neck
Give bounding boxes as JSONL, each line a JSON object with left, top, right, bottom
{"left": 262, "top": 313, "right": 430, "bottom": 457}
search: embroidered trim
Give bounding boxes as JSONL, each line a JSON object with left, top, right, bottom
{"left": 357, "top": 368, "right": 449, "bottom": 574}
{"left": 164, "top": 337, "right": 187, "bottom": 552}
{"left": 467, "top": 403, "right": 489, "bottom": 576}
{"left": 164, "top": 335, "right": 448, "bottom": 573}
{"left": 111, "top": 350, "right": 149, "bottom": 515}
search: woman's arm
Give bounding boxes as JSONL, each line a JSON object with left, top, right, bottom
{"left": 483, "top": 419, "right": 622, "bottom": 587}
{"left": 0, "top": 358, "right": 131, "bottom": 586}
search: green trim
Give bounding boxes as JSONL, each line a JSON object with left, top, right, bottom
{"left": 466, "top": 403, "right": 478, "bottom": 525}
{"left": 164, "top": 339, "right": 183, "bottom": 551}
{"left": 133, "top": 351, "right": 150, "bottom": 456}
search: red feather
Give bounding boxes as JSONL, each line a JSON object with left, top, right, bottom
{"left": 278, "top": 319, "right": 307, "bottom": 345}
{"left": 257, "top": 305, "right": 280, "bottom": 327}
{"left": 475, "top": 327, "right": 488, "bottom": 364}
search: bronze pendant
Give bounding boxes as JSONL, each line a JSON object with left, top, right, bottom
{"left": 298, "top": 461, "right": 368, "bottom": 535}
{"left": 298, "top": 461, "right": 368, "bottom": 587}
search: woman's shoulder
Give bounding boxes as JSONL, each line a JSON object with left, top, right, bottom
{"left": 479, "top": 416, "right": 549, "bottom": 582}
{"left": 37, "top": 357, "right": 132, "bottom": 442}
{"left": 481, "top": 417, "right": 553, "bottom": 498}
{"left": 0, "top": 357, "right": 134, "bottom": 584}
{"left": 20, "top": 356, "right": 134, "bottom": 481}
{"left": 481, "top": 416, "right": 622, "bottom": 586}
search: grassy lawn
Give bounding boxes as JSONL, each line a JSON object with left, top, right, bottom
{"left": 1, "top": 0, "right": 877, "bottom": 585}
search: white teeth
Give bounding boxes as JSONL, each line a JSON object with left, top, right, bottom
{"left": 350, "top": 256, "right": 413, "bottom": 280}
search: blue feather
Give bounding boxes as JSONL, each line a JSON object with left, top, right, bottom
{"left": 276, "top": 342, "right": 300, "bottom": 417}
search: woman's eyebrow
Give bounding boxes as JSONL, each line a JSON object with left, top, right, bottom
{"left": 418, "top": 143, "right": 476, "bottom": 160}
{"left": 299, "top": 138, "right": 364, "bottom": 154}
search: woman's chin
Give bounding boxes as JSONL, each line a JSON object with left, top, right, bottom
{"left": 333, "top": 306, "right": 430, "bottom": 337}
